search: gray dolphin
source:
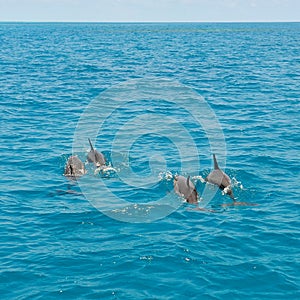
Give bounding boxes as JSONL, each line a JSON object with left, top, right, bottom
{"left": 205, "top": 154, "right": 235, "bottom": 200}
{"left": 87, "top": 138, "right": 106, "bottom": 167}
{"left": 64, "top": 155, "right": 87, "bottom": 178}
{"left": 174, "top": 175, "right": 198, "bottom": 204}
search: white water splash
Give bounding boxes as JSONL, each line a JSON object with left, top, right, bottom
{"left": 192, "top": 175, "right": 206, "bottom": 183}
{"left": 232, "top": 177, "right": 244, "bottom": 190}
{"left": 158, "top": 171, "right": 174, "bottom": 181}
{"left": 94, "top": 165, "right": 118, "bottom": 176}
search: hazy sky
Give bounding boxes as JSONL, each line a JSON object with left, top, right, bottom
{"left": 0, "top": 0, "right": 299, "bottom": 22}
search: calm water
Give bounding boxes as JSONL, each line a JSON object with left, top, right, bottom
{"left": 0, "top": 22, "right": 299, "bottom": 299}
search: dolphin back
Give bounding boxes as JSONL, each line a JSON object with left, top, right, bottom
{"left": 174, "top": 175, "right": 198, "bottom": 204}
{"left": 87, "top": 138, "right": 105, "bottom": 166}
{"left": 64, "top": 155, "right": 86, "bottom": 177}
{"left": 206, "top": 154, "right": 235, "bottom": 200}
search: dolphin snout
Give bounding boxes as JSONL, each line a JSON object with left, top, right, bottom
{"left": 223, "top": 185, "right": 235, "bottom": 201}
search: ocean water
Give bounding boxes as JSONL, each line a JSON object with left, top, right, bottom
{"left": 0, "top": 22, "right": 299, "bottom": 299}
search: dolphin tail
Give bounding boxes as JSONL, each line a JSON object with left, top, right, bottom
{"left": 213, "top": 154, "right": 219, "bottom": 170}
{"left": 88, "top": 138, "right": 94, "bottom": 151}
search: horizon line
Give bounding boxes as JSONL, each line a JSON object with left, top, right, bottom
{"left": 0, "top": 20, "right": 299, "bottom": 24}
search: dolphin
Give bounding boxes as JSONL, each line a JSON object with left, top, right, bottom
{"left": 205, "top": 154, "right": 235, "bottom": 200}
{"left": 64, "top": 155, "right": 86, "bottom": 178}
{"left": 87, "top": 138, "right": 106, "bottom": 167}
{"left": 174, "top": 175, "right": 198, "bottom": 204}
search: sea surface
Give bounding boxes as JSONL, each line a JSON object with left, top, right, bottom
{"left": 0, "top": 22, "right": 299, "bottom": 299}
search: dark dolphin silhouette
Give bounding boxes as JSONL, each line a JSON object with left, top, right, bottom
{"left": 205, "top": 154, "right": 235, "bottom": 200}
{"left": 174, "top": 175, "right": 198, "bottom": 204}
{"left": 64, "top": 155, "right": 86, "bottom": 178}
{"left": 87, "top": 138, "right": 106, "bottom": 167}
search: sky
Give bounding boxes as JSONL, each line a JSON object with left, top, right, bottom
{"left": 0, "top": 0, "right": 299, "bottom": 22}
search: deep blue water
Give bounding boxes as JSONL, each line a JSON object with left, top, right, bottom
{"left": 0, "top": 22, "right": 299, "bottom": 299}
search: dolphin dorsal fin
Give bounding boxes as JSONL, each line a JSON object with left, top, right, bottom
{"left": 213, "top": 154, "right": 219, "bottom": 170}
{"left": 187, "top": 176, "right": 190, "bottom": 187}
{"left": 88, "top": 138, "right": 94, "bottom": 151}
{"left": 70, "top": 164, "right": 74, "bottom": 175}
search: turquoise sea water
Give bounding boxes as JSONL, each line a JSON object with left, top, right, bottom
{"left": 0, "top": 22, "right": 299, "bottom": 299}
